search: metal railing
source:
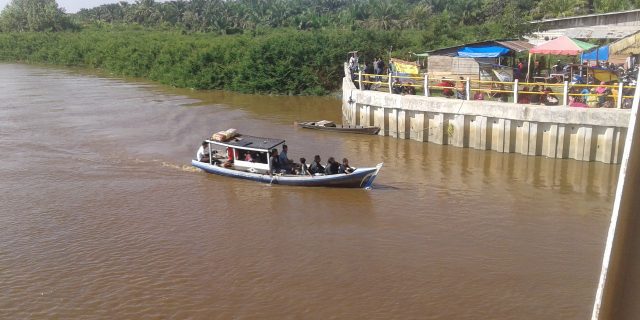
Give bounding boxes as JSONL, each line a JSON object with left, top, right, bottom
{"left": 353, "top": 70, "right": 635, "bottom": 109}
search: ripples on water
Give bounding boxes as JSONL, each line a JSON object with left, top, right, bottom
{"left": 0, "top": 64, "right": 615, "bottom": 319}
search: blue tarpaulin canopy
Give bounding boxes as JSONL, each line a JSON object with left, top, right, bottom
{"left": 457, "top": 46, "right": 511, "bottom": 58}
{"left": 581, "top": 45, "right": 609, "bottom": 61}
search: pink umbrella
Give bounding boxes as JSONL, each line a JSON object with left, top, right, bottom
{"left": 529, "top": 36, "right": 596, "bottom": 55}
{"left": 526, "top": 36, "right": 597, "bottom": 82}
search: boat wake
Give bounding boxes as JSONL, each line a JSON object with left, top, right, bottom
{"left": 161, "top": 161, "right": 201, "bottom": 173}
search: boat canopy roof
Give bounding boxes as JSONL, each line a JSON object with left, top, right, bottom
{"left": 207, "top": 135, "right": 285, "bottom": 152}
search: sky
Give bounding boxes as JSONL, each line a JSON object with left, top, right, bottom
{"left": 0, "top": 1, "right": 152, "bottom": 14}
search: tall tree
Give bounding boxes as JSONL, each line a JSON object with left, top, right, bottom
{"left": 0, "top": 0, "right": 73, "bottom": 31}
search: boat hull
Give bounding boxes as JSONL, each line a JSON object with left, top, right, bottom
{"left": 297, "top": 121, "right": 380, "bottom": 135}
{"left": 192, "top": 160, "right": 382, "bottom": 188}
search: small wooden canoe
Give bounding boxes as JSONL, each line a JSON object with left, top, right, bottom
{"left": 297, "top": 120, "right": 380, "bottom": 135}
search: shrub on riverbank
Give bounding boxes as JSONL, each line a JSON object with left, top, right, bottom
{"left": 0, "top": 27, "right": 422, "bottom": 95}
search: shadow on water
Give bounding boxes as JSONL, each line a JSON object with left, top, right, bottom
{"left": 368, "top": 183, "right": 401, "bottom": 190}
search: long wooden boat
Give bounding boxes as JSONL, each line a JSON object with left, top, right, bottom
{"left": 192, "top": 131, "right": 383, "bottom": 188}
{"left": 297, "top": 120, "right": 380, "bottom": 135}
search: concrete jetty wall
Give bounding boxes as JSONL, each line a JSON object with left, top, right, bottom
{"left": 342, "top": 77, "right": 631, "bottom": 164}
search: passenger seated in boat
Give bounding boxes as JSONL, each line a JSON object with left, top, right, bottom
{"left": 279, "top": 144, "right": 294, "bottom": 173}
{"left": 309, "top": 155, "right": 325, "bottom": 175}
{"left": 226, "top": 147, "right": 234, "bottom": 162}
{"left": 196, "top": 141, "right": 209, "bottom": 162}
{"left": 298, "top": 157, "right": 310, "bottom": 176}
{"left": 269, "top": 149, "right": 282, "bottom": 175}
{"left": 222, "top": 147, "right": 235, "bottom": 167}
{"left": 251, "top": 152, "right": 266, "bottom": 164}
{"left": 325, "top": 157, "right": 340, "bottom": 175}
{"left": 244, "top": 152, "right": 253, "bottom": 162}
{"left": 338, "top": 158, "right": 354, "bottom": 174}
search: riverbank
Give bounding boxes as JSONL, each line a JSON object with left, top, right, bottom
{"left": 0, "top": 27, "right": 423, "bottom": 96}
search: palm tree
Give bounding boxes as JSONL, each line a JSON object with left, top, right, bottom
{"left": 365, "top": 0, "right": 403, "bottom": 30}
{"left": 534, "top": 0, "right": 588, "bottom": 19}
{"left": 594, "top": 0, "right": 633, "bottom": 12}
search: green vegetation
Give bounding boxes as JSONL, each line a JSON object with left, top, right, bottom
{"left": 0, "top": 27, "right": 423, "bottom": 94}
{"left": 0, "top": 0, "right": 638, "bottom": 95}
{"left": 0, "top": 0, "right": 74, "bottom": 31}
{"left": 67, "top": 0, "right": 640, "bottom": 32}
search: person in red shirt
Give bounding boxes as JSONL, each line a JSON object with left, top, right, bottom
{"left": 437, "top": 77, "right": 455, "bottom": 97}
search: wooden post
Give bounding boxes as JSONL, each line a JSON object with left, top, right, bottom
{"left": 425, "top": 74, "right": 430, "bottom": 97}
{"left": 618, "top": 82, "right": 624, "bottom": 109}
{"left": 466, "top": 77, "right": 471, "bottom": 101}
{"left": 563, "top": 81, "right": 569, "bottom": 106}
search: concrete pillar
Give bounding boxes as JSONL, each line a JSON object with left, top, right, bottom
{"left": 387, "top": 108, "right": 399, "bottom": 138}
{"left": 410, "top": 112, "right": 426, "bottom": 141}
{"left": 373, "top": 107, "right": 386, "bottom": 136}
{"left": 513, "top": 79, "right": 519, "bottom": 104}
{"left": 398, "top": 109, "right": 410, "bottom": 139}
{"left": 358, "top": 104, "right": 370, "bottom": 127}
{"left": 427, "top": 113, "right": 445, "bottom": 145}
{"left": 469, "top": 116, "right": 484, "bottom": 150}
{"left": 450, "top": 114, "right": 466, "bottom": 147}
{"left": 515, "top": 121, "right": 530, "bottom": 155}
{"left": 556, "top": 125, "right": 568, "bottom": 159}
{"left": 568, "top": 126, "right": 594, "bottom": 161}
{"left": 492, "top": 118, "right": 505, "bottom": 152}
{"left": 613, "top": 128, "right": 626, "bottom": 164}
{"left": 358, "top": 71, "right": 363, "bottom": 91}
{"left": 569, "top": 126, "right": 585, "bottom": 161}
{"left": 504, "top": 119, "right": 515, "bottom": 153}
{"left": 349, "top": 101, "right": 359, "bottom": 125}
{"left": 597, "top": 127, "right": 615, "bottom": 164}
{"left": 388, "top": 73, "right": 392, "bottom": 93}
{"left": 480, "top": 116, "right": 491, "bottom": 150}
{"left": 583, "top": 126, "right": 595, "bottom": 161}
{"left": 491, "top": 118, "right": 501, "bottom": 152}
{"left": 528, "top": 122, "right": 541, "bottom": 156}
{"left": 563, "top": 81, "right": 569, "bottom": 106}
{"left": 543, "top": 123, "right": 559, "bottom": 158}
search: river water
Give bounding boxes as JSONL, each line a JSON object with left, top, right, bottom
{"left": 0, "top": 63, "right": 618, "bottom": 319}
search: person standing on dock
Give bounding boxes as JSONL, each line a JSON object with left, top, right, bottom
{"left": 376, "top": 58, "right": 385, "bottom": 81}
{"left": 349, "top": 52, "right": 359, "bottom": 74}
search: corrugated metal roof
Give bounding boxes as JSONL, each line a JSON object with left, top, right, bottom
{"left": 494, "top": 40, "right": 534, "bottom": 52}
{"left": 609, "top": 29, "right": 640, "bottom": 55}
{"left": 530, "top": 26, "right": 640, "bottom": 41}
{"left": 209, "top": 135, "right": 285, "bottom": 151}
{"left": 530, "top": 9, "right": 640, "bottom": 24}
{"left": 426, "top": 39, "right": 533, "bottom": 56}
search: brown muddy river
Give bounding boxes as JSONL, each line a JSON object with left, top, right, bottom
{"left": 0, "top": 63, "right": 617, "bottom": 319}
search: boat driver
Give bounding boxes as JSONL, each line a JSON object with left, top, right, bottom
{"left": 196, "top": 141, "right": 209, "bottom": 162}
